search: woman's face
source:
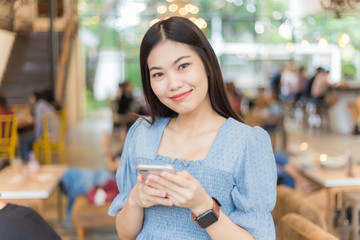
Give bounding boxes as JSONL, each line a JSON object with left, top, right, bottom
{"left": 29, "top": 94, "right": 36, "bottom": 105}
{"left": 147, "top": 40, "right": 210, "bottom": 115}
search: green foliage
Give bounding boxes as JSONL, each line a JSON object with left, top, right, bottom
{"left": 342, "top": 62, "right": 357, "bottom": 79}
{"left": 85, "top": 89, "right": 108, "bottom": 115}
{"left": 126, "top": 58, "right": 142, "bottom": 87}
{"left": 303, "top": 14, "right": 360, "bottom": 49}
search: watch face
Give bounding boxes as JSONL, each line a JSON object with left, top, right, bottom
{"left": 196, "top": 210, "right": 219, "bottom": 228}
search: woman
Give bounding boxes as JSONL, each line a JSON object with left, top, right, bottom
{"left": 109, "top": 17, "right": 276, "bottom": 240}
{"left": 19, "top": 90, "right": 56, "bottom": 162}
{"left": 0, "top": 95, "right": 13, "bottom": 115}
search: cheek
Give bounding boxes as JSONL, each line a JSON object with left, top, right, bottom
{"left": 150, "top": 81, "right": 166, "bottom": 98}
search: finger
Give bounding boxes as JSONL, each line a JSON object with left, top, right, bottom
{"left": 146, "top": 174, "right": 185, "bottom": 195}
{"left": 145, "top": 175, "right": 167, "bottom": 192}
{"left": 165, "top": 192, "right": 186, "bottom": 207}
{"left": 160, "top": 171, "right": 192, "bottom": 187}
{"left": 143, "top": 195, "right": 173, "bottom": 207}
{"left": 143, "top": 184, "right": 167, "bottom": 198}
{"left": 137, "top": 174, "right": 145, "bottom": 183}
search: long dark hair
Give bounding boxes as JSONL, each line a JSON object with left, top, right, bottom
{"left": 140, "top": 16, "right": 243, "bottom": 123}
{"left": 0, "top": 95, "right": 11, "bottom": 113}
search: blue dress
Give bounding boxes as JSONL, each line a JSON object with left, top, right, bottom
{"left": 109, "top": 117, "right": 277, "bottom": 240}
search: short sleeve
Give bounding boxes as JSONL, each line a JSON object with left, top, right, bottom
{"left": 108, "top": 118, "right": 142, "bottom": 216}
{"left": 228, "top": 127, "right": 277, "bottom": 240}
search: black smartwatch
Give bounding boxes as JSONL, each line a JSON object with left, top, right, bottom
{"left": 192, "top": 198, "right": 221, "bottom": 228}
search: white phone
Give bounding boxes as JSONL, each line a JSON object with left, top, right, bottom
{"left": 136, "top": 164, "right": 175, "bottom": 180}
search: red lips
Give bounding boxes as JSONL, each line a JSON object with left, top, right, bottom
{"left": 169, "top": 90, "right": 193, "bottom": 102}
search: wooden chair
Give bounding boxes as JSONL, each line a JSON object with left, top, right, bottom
{"left": 281, "top": 213, "right": 339, "bottom": 240}
{"left": 72, "top": 195, "right": 115, "bottom": 240}
{"left": 34, "top": 110, "right": 66, "bottom": 165}
{"left": 274, "top": 185, "right": 327, "bottom": 240}
{"left": 0, "top": 114, "right": 18, "bottom": 163}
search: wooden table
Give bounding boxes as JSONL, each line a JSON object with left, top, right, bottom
{"left": 0, "top": 164, "right": 67, "bottom": 217}
{"left": 299, "top": 164, "right": 360, "bottom": 233}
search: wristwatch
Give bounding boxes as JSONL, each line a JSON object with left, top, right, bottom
{"left": 192, "top": 197, "right": 221, "bottom": 228}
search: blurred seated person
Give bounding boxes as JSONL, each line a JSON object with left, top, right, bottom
{"left": 245, "top": 88, "right": 283, "bottom": 129}
{"left": 226, "top": 82, "right": 242, "bottom": 116}
{"left": 60, "top": 133, "right": 121, "bottom": 226}
{"left": 19, "top": 90, "right": 56, "bottom": 163}
{"left": 296, "top": 66, "right": 309, "bottom": 99}
{"left": 0, "top": 95, "right": 14, "bottom": 169}
{"left": 0, "top": 95, "right": 13, "bottom": 115}
{"left": 270, "top": 65, "right": 284, "bottom": 100}
{"left": 302, "top": 67, "right": 323, "bottom": 98}
{"left": 311, "top": 68, "right": 338, "bottom": 108}
{"left": 0, "top": 200, "right": 61, "bottom": 240}
{"left": 280, "top": 61, "right": 298, "bottom": 100}
{"left": 275, "top": 152, "right": 311, "bottom": 190}
{"left": 347, "top": 97, "right": 360, "bottom": 134}
{"left": 114, "top": 81, "right": 134, "bottom": 139}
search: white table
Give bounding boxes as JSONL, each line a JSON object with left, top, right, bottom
{"left": 0, "top": 164, "right": 67, "bottom": 217}
{"left": 296, "top": 161, "right": 360, "bottom": 233}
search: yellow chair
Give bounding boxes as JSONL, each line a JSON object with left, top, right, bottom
{"left": 34, "top": 110, "right": 67, "bottom": 165}
{"left": 0, "top": 115, "right": 18, "bottom": 162}
{"left": 274, "top": 185, "right": 327, "bottom": 240}
{"left": 281, "top": 213, "right": 339, "bottom": 240}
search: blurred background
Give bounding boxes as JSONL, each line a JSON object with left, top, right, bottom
{"left": 1, "top": 0, "right": 360, "bottom": 239}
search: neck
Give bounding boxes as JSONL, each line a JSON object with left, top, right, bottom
{"left": 169, "top": 102, "right": 225, "bottom": 136}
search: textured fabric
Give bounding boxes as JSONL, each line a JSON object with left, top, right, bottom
{"left": 61, "top": 167, "right": 114, "bottom": 224}
{"left": 109, "top": 117, "right": 277, "bottom": 240}
{"left": 33, "top": 99, "right": 56, "bottom": 138}
{"left": 0, "top": 203, "right": 61, "bottom": 240}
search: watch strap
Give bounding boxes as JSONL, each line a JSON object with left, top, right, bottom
{"left": 192, "top": 197, "right": 221, "bottom": 228}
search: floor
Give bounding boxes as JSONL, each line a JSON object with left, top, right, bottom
{"left": 41, "top": 107, "right": 360, "bottom": 239}
{"left": 44, "top": 108, "right": 119, "bottom": 240}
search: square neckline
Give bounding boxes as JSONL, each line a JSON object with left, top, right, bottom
{"left": 154, "top": 117, "right": 232, "bottom": 164}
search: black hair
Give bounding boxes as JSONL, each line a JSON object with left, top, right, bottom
{"left": 139, "top": 16, "right": 242, "bottom": 123}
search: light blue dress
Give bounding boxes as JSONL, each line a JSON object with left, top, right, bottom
{"left": 109, "top": 117, "right": 277, "bottom": 240}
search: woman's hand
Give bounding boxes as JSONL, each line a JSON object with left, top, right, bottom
{"left": 145, "top": 171, "right": 213, "bottom": 216}
{"left": 128, "top": 174, "right": 174, "bottom": 209}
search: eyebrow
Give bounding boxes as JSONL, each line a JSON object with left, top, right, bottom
{"left": 149, "top": 55, "right": 191, "bottom": 72}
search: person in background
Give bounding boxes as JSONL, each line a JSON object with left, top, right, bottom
{"left": 311, "top": 69, "right": 330, "bottom": 100}
{"left": 0, "top": 200, "right": 61, "bottom": 240}
{"left": 226, "top": 82, "right": 242, "bottom": 116}
{"left": 303, "top": 67, "right": 323, "bottom": 98}
{"left": 270, "top": 65, "right": 284, "bottom": 100}
{"left": 280, "top": 61, "right": 298, "bottom": 100}
{"left": 296, "top": 66, "right": 309, "bottom": 99}
{"left": 0, "top": 95, "right": 14, "bottom": 169}
{"left": 115, "top": 81, "right": 134, "bottom": 140}
{"left": 275, "top": 152, "right": 312, "bottom": 190}
{"left": 60, "top": 133, "right": 121, "bottom": 226}
{"left": 19, "top": 90, "right": 56, "bottom": 162}
{"left": 0, "top": 95, "right": 13, "bottom": 115}
{"left": 109, "top": 16, "right": 276, "bottom": 240}
{"left": 311, "top": 68, "right": 338, "bottom": 108}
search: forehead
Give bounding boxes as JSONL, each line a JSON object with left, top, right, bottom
{"left": 147, "top": 40, "right": 197, "bottom": 66}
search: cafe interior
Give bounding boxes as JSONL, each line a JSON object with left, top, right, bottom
{"left": 1, "top": 0, "right": 360, "bottom": 239}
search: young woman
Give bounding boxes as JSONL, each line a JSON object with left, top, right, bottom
{"left": 109, "top": 16, "right": 276, "bottom": 240}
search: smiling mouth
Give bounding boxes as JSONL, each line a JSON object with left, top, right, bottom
{"left": 169, "top": 90, "right": 193, "bottom": 102}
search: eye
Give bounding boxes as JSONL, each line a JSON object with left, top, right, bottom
{"left": 178, "top": 63, "right": 189, "bottom": 70}
{"left": 152, "top": 72, "right": 164, "bottom": 78}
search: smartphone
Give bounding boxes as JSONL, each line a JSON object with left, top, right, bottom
{"left": 136, "top": 164, "right": 175, "bottom": 180}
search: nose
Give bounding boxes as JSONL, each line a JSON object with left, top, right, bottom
{"left": 168, "top": 72, "right": 183, "bottom": 91}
